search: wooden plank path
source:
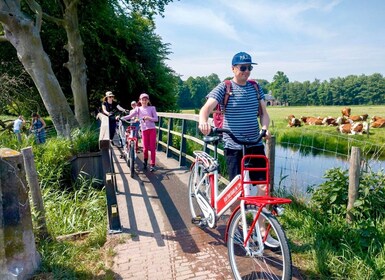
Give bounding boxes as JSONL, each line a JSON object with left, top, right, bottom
{"left": 108, "top": 144, "right": 304, "bottom": 280}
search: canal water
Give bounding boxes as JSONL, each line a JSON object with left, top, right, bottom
{"left": 274, "top": 145, "right": 385, "bottom": 196}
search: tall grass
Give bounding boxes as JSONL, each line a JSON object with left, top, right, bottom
{"left": 1, "top": 120, "right": 113, "bottom": 278}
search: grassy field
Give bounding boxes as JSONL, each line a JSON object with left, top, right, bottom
{"left": 182, "top": 105, "right": 385, "bottom": 148}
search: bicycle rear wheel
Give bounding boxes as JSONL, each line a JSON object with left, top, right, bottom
{"left": 227, "top": 204, "right": 292, "bottom": 280}
{"left": 129, "top": 142, "right": 135, "bottom": 178}
{"left": 188, "top": 161, "right": 210, "bottom": 224}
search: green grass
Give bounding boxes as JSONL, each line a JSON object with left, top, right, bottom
{"left": 182, "top": 105, "right": 385, "bottom": 157}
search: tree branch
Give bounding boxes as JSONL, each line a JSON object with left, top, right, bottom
{"left": 42, "top": 12, "right": 65, "bottom": 26}
{"left": 25, "top": 0, "right": 43, "bottom": 32}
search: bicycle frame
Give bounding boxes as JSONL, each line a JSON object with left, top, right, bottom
{"left": 125, "top": 125, "right": 138, "bottom": 152}
{"left": 189, "top": 128, "right": 293, "bottom": 279}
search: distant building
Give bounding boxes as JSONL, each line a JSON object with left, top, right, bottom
{"left": 265, "top": 90, "right": 286, "bottom": 106}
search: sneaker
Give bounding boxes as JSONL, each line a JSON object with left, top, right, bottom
{"left": 264, "top": 235, "right": 280, "bottom": 248}
{"left": 150, "top": 166, "right": 155, "bottom": 172}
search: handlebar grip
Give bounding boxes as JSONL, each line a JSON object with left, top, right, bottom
{"left": 212, "top": 127, "right": 267, "bottom": 145}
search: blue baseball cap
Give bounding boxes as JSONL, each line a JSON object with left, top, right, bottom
{"left": 231, "top": 52, "right": 258, "bottom": 65}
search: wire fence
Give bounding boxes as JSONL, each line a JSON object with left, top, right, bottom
{"left": 275, "top": 129, "right": 385, "bottom": 196}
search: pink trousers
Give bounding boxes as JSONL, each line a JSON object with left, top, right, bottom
{"left": 141, "top": 128, "right": 157, "bottom": 165}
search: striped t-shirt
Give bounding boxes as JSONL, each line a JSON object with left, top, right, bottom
{"left": 207, "top": 80, "right": 265, "bottom": 150}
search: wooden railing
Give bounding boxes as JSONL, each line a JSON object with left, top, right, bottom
{"left": 97, "top": 113, "right": 121, "bottom": 233}
{"left": 156, "top": 112, "right": 276, "bottom": 188}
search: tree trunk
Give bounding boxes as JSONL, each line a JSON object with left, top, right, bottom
{"left": 0, "top": 2, "right": 78, "bottom": 135}
{"left": 62, "top": 0, "right": 90, "bottom": 127}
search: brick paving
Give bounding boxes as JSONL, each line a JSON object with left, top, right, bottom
{"left": 109, "top": 145, "right": 303, "bottom": 280}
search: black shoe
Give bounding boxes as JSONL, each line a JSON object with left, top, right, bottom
{"left": 143, "top": 161, "right": 147, "bottom": 170}
{"left": 150, "top": 166, "right": 155, "bottom": 172}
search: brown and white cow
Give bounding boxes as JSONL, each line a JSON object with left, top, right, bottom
{"left": 322, "top": 116, "right": 338, "bottom": 126}
{"left": 341, "top": 107, "right": 351, "bottom": 117}
{"left": 370, "top": 116, "right": 385, "bottom": 123}
{"left": 301, "top": 116, "right": 323, "bottom": 125}
{"left": 338, "top": 120, "right": 369, "bottom": 134}
{"left": 287, "top": 115, "right": 302, "bottom": 127}
{"left": 370, "top": 119, "right": 385, "bottom": 128}
{"left": 349, "top": 114, "right": 368, "bottom": 122}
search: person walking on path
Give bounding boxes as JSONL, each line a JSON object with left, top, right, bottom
{"left": 129, "top": 100, "right": 141, "bottom": 152}
{"left": 121, "top": 93, "right": 158, "bottom": 171}
{"left": 13, "top": 115, "right": 25, "bottom": 143}
{"left": 30, "top": 113, "right": 46, "bottom": 144}
{"left": 101, "top": 91, "right": 128, "bottom": 141}
{"left": 198, "top": 51, "right": 279, "bottom": 247}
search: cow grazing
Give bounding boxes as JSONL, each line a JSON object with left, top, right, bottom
{"left": 301, "top": 116, "right": 323, "bottom": 125}
{"left": 370, "top": 116, "right": 385, "bottom": 123}
{"left": 370, "top": 119, "right": 385, "bottom": 128}
{"left": 341, "top": 107, "right": 351, "bottom": 117}
{"left": 338, "top": 120, "right": 368, "bottom": 134}
{"left": 351, "top": 122, "right": 369, "bottom": 135}
{"left": 287, "top": 116, "right": 302, "bottom": 127}
{"left": 349, "top": 114, "right": 369, "bottom": 122}
{"left": 336, "top": 116, "right": 350, "bottom": 125}
{"left": 322, "top": 116, "right": 337, "bottom": 126}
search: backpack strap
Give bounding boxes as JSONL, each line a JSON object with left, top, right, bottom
{"left": 222, "top": 79, "right": 232, "bottom": 112}
{"left": 247, "top": 79, "right": 261, "bottom": 100}
{"left": 221, "top": 79, "right": 261, "bottom": 112}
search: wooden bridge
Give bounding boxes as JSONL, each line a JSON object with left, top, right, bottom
{"left": 97, "top": 113, "right": 304, "bottom": 279}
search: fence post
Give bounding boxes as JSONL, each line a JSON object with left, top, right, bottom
{"left": 0, "top": 175, "right": 7, "bottom": 279}
{"left": 179, "top": 119, "right": 187, "bottom": 166}
{"left": 166, "top": 118, "right": 173, "bottom": 158}
{"left": 21, "top": 147, "right": 49, "bottom": 239}
{"left": 98, "top": 114, "right": 121, "bottom": 233}
{"left": 0, "top": 148, "right": 40, "bottom": 279}
{"left": 265, "top": 135, "right": 276, "bottom": 193}
{"left": 157, "top": 116, "right": 164, "bottom": 151}
{"left": 346, "top": 146, "right": 361, "bottom": 223}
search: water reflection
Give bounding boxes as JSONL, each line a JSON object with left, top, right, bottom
{"left": 274, "top": 144, "right": 385, "bottom": 196}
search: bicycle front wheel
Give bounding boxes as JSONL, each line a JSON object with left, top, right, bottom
{"left": 227, "top": 204, "right": 292, "bottom": 280}
{"left": 129, "top": 142, "right": 135, "bottom": 178}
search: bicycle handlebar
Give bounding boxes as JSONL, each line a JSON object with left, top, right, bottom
{"left": 212, "top": 127, "right": 266, "bottom": 145}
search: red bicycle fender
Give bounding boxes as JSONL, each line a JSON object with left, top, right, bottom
{"left": 224, "top": 204, "right": 241, "bottom": 243}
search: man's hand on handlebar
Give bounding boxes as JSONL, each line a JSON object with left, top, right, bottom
{"left": 199, "top": 122, "right": 211, "bottom": 135}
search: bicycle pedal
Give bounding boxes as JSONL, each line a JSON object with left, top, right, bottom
{"left": 191, "top": 216, "right": 204, "bottom": 225}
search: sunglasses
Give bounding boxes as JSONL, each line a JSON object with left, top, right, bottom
{"left": 237, "top": 65, "right": 253, "bottom": 72}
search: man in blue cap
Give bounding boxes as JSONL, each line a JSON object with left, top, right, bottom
{"left": 198, "top": 52, "right": 277, "bottom": 247}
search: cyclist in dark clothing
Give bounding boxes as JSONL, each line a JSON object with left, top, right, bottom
{"left": 101, "top": 91, "right": 128, "bottom": 140}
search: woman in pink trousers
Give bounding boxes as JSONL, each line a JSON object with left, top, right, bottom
{"left": 122, "top": 93, "right": 158, "bottom": 172}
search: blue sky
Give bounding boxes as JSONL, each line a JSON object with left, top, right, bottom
{"left": 154, "top": 0, "right": 385, "bottom": 82}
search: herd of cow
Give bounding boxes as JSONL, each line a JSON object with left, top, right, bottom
{"left": 287, "top": 107, "right": 385, "bottom": 135}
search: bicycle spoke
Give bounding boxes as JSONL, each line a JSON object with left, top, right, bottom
{"left": 228, "top": 205, "right": 292, "bottom": 280}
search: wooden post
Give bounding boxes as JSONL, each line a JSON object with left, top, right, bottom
{"left": 347, "top": 146, "right": 360, "bottom": 223}
{"left": 157, "top": 116, "right": 164, "bottom": 152}
{"left": 21, "top": 147, "right": 49, "bottom": 239}
{"left": 0, "top": 148, "right": 40, "bottom": 279}
{"left": 0, "top": 175, "right": 8, "bottom": 279}
{"left": 265, "top": 135, "right": 276, "bottom": 193}
{"left": 166, "top": 118, "right": 173, "bottom": 158}
{"left": 179, "top": 119, "right": 187, "bottom": 167}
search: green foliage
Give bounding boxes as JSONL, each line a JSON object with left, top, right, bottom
{"left": 282, "top": 196, "right": 385, "bottom": 279}
{"left": 309, "top": 167, "right": 385, "bottom": 223}
{"left": 308, "top": 168, "right": 349, "bottom": 217}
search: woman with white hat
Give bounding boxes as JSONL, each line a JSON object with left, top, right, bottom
{"left": 121, "top": 93, "right": 158, "bottom": 172}
{"left": 101, "top": 91, "right": 128, "bottom": 141}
